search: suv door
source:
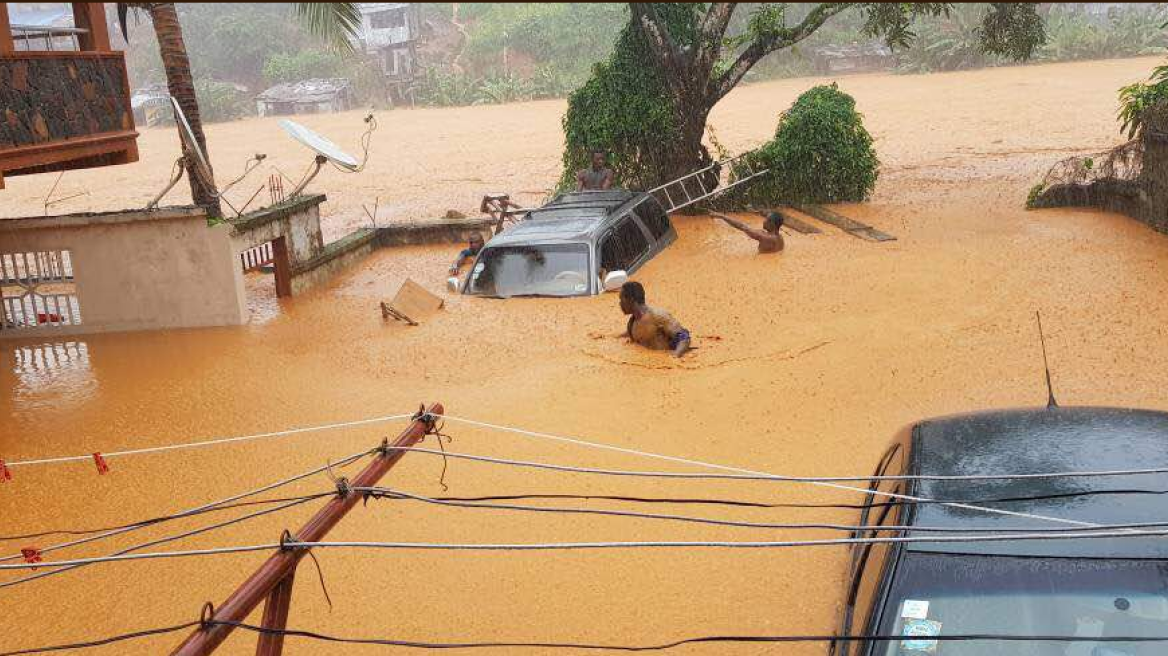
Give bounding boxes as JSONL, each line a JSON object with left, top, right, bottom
{"left": 599, "top": 214, "right": 651, "bottom": 275}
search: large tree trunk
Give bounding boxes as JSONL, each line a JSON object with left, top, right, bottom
{"left": 657, "top": 102, "right": 715, "bottom": 191}
{"left": 149, "top": 3, "right": 220, "bottom": 216}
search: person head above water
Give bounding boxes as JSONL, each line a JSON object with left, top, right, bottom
{"left": 591, "top": 150, "right": 607, "bottom": 170}
{"left": 764, "top": 212, "right": 785, "bottom": 234}
{"left": 469, "top": 232, "right": 485, "bottom": 253}
{"left": 620, "top": 280, "right": 645, "bottom": 315}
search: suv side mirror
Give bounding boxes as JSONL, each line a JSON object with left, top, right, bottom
{"left": 446, "top": 276, "right": 461, "bottom": 293}
{"left": 602, "top": 270, "right": 628, "bottom": 292}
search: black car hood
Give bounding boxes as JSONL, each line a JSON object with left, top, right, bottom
{"left": 907, "top": 406, "right": 1168, "bottom": 558}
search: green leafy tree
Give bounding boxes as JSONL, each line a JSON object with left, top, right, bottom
{"left": 562, "top": 3, "right": 1047, "bottom": 190}
{"left": 733, "top": 83, "right": 879, "bottom": 205}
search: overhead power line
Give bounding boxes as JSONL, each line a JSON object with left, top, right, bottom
{"left": 2, "top": 413, "right": 412, "bottom": 469}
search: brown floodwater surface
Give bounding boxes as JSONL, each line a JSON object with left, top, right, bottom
{"left": 3, "top": 58, "right": 1168, "bottom": 654}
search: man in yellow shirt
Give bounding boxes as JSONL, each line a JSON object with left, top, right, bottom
{"left": 619, "top": 281, "right": 691, "bottom": 357}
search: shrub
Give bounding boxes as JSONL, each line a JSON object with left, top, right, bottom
{"left": 1119, "top": 63, "right": 1168, "bottom": 138}
{"left": 732, "top": 84, "right": 879, "bottom": 206}
{"left": 194, "top": 79, "right": 250, "bottom": 123}
{"left": 414, "top": 70, "right": 480, "bottom": 107}
{"left": 262, "top": 51, "right": 346, "bottom": 85}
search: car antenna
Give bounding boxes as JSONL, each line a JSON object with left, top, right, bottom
{"left": 1035, "top": 310, "right": 1058, "bottom": 409}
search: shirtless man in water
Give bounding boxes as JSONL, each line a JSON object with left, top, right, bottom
{"left": 620, "top": 281, "right": 691, "bottom": 357}
{"left": 714, "top": 211, "right": 785, "bottom": 253}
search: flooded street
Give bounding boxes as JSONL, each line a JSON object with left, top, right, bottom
{"left": 4, "top": 57, "right": 1168, "bottom": 654}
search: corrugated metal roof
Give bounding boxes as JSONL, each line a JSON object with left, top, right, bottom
{"left": 256, "top": 78, "right": 352, "bottom": 104}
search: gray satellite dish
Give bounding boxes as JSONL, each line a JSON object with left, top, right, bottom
{"left": 279, "top": 119, "right": 360, "bottom": 171}
{"left": 172, "top": 96, "right": 215, "bottom": 186}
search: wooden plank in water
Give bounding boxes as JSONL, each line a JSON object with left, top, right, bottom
{"left": 759, "top": 207, "right": 822, "bottom": 234}
{"left": 794, "top": 204, "right": 896, "bottom": 241}
{"left": 381, "top": 278, "right": 444, "bottom": 325}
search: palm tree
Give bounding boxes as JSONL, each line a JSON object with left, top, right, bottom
{"left": 118, "top": 3, "right": 361, "bottom": 217}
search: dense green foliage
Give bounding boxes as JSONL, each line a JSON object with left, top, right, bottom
{"left": 557, "top": 4, "right": 701, "bottom": 191}
{"left": 192, "top": 79, "right": 252, "bottom": 123}
{"left": 898, "top": 4, "right": 1168, "bottom": 73}
{"left": 1119, "top": 62, "right": 1168, "bottom": 139}
{"left": 733, "top": 84, "right": 879, "bottom": 205}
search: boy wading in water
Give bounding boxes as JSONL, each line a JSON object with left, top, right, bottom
{"left": 714, "top": 211, "right": 785, "bottom": 253}
{"left": 619, "top": 281, "right": 691, "bottom": 357}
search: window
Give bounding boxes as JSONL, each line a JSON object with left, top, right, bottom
{"left": 370, "top": 8, "right": 406, "bottom": 30}
{"left": 466, "top": 244, "right": 591, "bottom": 298}
{"left": 634, "top": 199, "right": 671, "bottom": 240}
{"left": 600, "top": 216, "right": 649, "bottom": 273}
{"left": 1, "top": 250, "right": 82, "bottom": 329}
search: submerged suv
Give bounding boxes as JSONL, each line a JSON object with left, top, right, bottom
{"left": 835, "top": 406, "right": 1168, "bottom": 656}
{"left": 455, "top": 190, "right": 676, "bottom": 298}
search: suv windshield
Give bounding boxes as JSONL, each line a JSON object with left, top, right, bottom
{"left": 466, "top": 244, "right": 591, "bottom": 298}
{"left": 877, "top": 553, "right": 1168, "bottom": 655}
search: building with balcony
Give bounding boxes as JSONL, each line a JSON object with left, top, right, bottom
{"left": 0, "top": 3, "right": 139, "bottom": 189}
{"left": 352, "top": 3, "right": 421, "bottom": 105}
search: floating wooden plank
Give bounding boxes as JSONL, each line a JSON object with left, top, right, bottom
{"left": 381, "top": 278, "right": 444, "bottom": 326}
{"left": 758, "top": 207, "right": 822, "bottom": 234}
{"left": 794, "top": 204, "right": 896, "bottom": 242}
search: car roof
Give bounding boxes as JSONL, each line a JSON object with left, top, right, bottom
{"left": 907, "top": 406, "right": 1168, "bottom": 558}
{"left": 487, "top": 189, "right": 651, "bottom": 248}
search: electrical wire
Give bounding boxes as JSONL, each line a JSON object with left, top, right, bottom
{"left": 0, "top": 447, "right": 373, "bottom": 564}
{"left": 359, "top": 486, "right": 1168, "bottom": 534}
{"left": 427, "top": 490, "right": 1168, "bottom": 511}
{"left": 432, "top": 416, "right": 1103, "bottom": 529}
{"left": 0, "top": 493, "right": 333, "bottom": 542}
{"left": 11, "top": 622, "right": 1168, "bottom": 655}
{"left": 0, "top": 621, "right": 200, "bottom": 656}
{"left": 0, "top": 496, "right": 320, "bottom": 591}
{"left": 9, "top": 526, "right": 1168, "bottom": 572}
{"left": 205, "top": 622, "right": 1168, "bottom": 650}
{"left": 389, "top": 445, "right": 1168, "bottom": 484}
{"left": 3, "top": 412, "right": 411, "bottom": 468}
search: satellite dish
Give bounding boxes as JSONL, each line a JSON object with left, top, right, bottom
{"left": 171, "top": 96, "right": 215, "bottom": 187}
{"left": 279, "top": 119, "right": 360, "bottom": 171}
{"left": 145, "top": 97, "right": 262, "bottom": 213}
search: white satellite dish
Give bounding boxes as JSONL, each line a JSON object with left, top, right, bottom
{"left": 279, "top": 119, "right": 360, "bottom": 171}
{"left": 172, "top": 96, "right": 215, "bottom": 187}
{"left": 277, "top": 115, "right": 375, "bottom": 198}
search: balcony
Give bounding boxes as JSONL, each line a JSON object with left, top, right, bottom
{"left": 0, "top": 3, "right": 138, "bottom": 189}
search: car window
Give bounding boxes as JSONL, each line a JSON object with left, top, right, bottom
{"left": 634, "top": 199, "right": 671, "bottom": 241}
{"left": 466, "top": 244, "right": 591, "bottom": 297}
{"left": 600, "top": 216, "right": 649, "bottom": 272}
{"left": 877, "top": 554, "right": 1168, "bottom": 656}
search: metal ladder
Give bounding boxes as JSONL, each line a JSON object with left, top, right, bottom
{"left": 648, "top": 150, "right": 771, "bottom": 213}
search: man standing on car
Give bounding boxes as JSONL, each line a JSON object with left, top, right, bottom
{"left": 577, "top": 150, "right": 614, "bottom": 191}
{"left": 619, "top": 281, "right": 691, "bottom": 357}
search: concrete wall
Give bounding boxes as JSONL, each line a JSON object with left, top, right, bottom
{"left": 0, "top": 206, "right": 246, "bottom": 338}
{"left": 230, "top": 195, "right": 326, "bottom": 266}
{"left": 377, "top": 217, "right": 495, "bottom": 247}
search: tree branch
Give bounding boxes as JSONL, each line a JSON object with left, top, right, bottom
{"left": 630, "top": 3, "right": 682, "bottom": 74}
{"left": 695, "top": 3, "right": 737, "bottom": 83}
{"left": 714, "top": 2, "right": 849, "bottom": 101}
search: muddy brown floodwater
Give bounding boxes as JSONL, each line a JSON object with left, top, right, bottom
{"left": 3, "top": 57, "right": 1168, "bottom": 655}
